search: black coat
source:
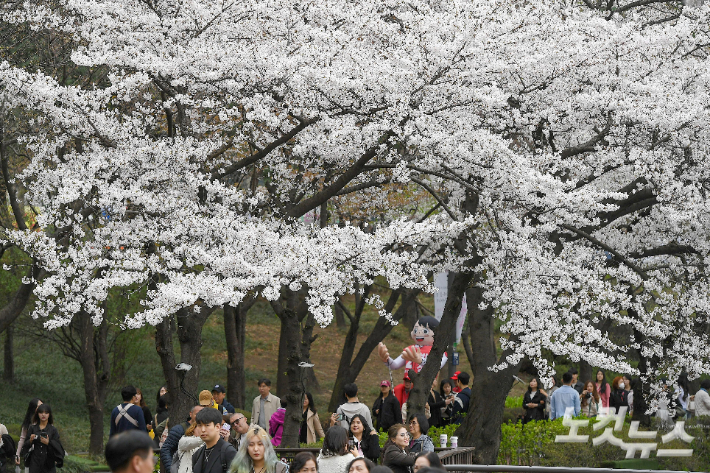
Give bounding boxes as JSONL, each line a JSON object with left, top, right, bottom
{"left": 382, "top": 444, "right": 416, "bottom": 473}
{"left": 522, "top": 390, "right": 547, "bottom": 422}
{"left": 609, "top": 389, "right": 629, "bottom": 414}
{"left": 192, "top": 439, "right": 237, "bottom": 473}
{"left": 427, "top": 390, "right": 445, "bottom": 428}
{"left": 373, "top": 393, "right": 402, "bottom": 432}
{"left": 22, "top": 425, "right": 63, "bottom": 473}
{"left": 354, "top": 433, "right": 381, "bottom": 464}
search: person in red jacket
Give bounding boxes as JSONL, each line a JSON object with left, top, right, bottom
{"left": 393, "top": 374, "right": 413, "bottom": 407}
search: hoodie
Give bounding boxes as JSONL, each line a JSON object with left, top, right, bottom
{"left": 336, "top": 402, "right": 373, "bottom": 430}
{"left": 269, "top": 408, "right": 286, "bottom": 446}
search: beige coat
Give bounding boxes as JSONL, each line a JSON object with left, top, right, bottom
{"left": 251, "top": 393, "right": 281, "bottom": 429}
{"left": 694, "top": 389, "right": 710, "bottom": 417}
{"left": 304, "top": 409, "right": 324, "bottom": 444}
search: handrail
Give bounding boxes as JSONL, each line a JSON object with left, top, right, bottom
{"left": 443, "top": 465, "right": 701, "bottom": 473}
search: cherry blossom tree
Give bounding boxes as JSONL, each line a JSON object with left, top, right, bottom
{"left": 4, "top": 0, "right": 710, "bottom": 456}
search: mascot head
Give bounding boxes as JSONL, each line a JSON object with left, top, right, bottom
{"left": 411, "top": 316, "right": 440, "bottom": 346}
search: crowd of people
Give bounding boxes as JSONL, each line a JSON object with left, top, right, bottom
{"left": 522, "top": 368, "right": 710, "bottom": 423}
{"left": 9, "top": 367, "right": 710, "bottom": 473}
{"left": 100, "top": 374, "right": 456, "bottom": 473}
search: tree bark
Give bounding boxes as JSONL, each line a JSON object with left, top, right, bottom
{"left": 3, "top": 323, "right": 13, "bottom": 381}
{"left": 76, "top": 310, "right": 111, "bottom": 457}
{"left": 276, "top": 316, "right": 290, "bottom": 398}
{"left": 579, "top": 360, "right": 592, "bottom": 386}
{"left": 406, "top": 272, "right": 472, "bottom": 417}
{"left": 333, "top": 297, "right": 347, "bottom": 329}
{"left": 155, "top": 305, "right": 214, "bottom": 424}
{"left": 270, "top": 289, "right": 310, "bottom": 448}
{"left": 224, "top": 298, "right": 257, "bottom": 409}
{"left": 456, "top": 284, "right": 520, "bottom": 464}
{"left": 300, "top": 313, "right": 321, "bottom": 393}
{"left": 632, "top": 327, "right": 652, "bottom": 426}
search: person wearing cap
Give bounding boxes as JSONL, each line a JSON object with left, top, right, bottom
{"left": 393, "top": 375, "right": 413, "bottom": 409}
{"left": 105, "top": 430, "right": 156, "bottom": 473}
{"left": 451, "top": 372, "right": 471, "bottom": 424}
{"left": 451, "top": 372, "right": 462, "bottom": 393}
{"left": 199, "top": 391, "right": 228, "bottom": 415}
{"left": 372, "top": 380, "right": 402, "bottom": 432}
{"left": 211, "top": 385, "right": 235, "bottom": 414}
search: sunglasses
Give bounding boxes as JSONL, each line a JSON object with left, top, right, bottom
{"left": 232, "top": 417, "right": 245, "bottom": 425}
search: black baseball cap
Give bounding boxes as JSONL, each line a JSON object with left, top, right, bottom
{"left": 212, "top": 384, "right": 226, "bottom": 393}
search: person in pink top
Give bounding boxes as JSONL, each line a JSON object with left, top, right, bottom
{"left": 595, "top": 370, "right": 611, "bottom": 409}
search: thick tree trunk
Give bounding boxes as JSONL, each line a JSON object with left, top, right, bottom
{"left": 333, "top": 297, "right": 347, "bottom": 329}
{"left": 0, "top": 265, "right": 41, "bottom": 334}
{"left": 276, "top": 317, "right": 290, "bottom": 398}
{"left": 3, "top": 324, "right": 13, "bottom": 381}
{"left": 270, "top": 289, "right": 310, "bottom": 447}
{"left": 76, "top": 311, "right": 111, "bottom": 456}
{"left": 300, "top": 313, "right": 321, "bottom": 393}
{"left": 406, "top": 272, "right": 472, "bottom": 417}
{"left": 155, "top": 306, "right": 214, "bottom": 424}
{"left": 579, "top": 360, "right": 592, "bottom": 386}
{"left": 455, "top": 284, "right": 520, "bottom": 464}
{"left": 326, "top": 289, "right": 413, "bottom": 413}
{"left": 225, "top": 298, "right": 256, "bottom": 409}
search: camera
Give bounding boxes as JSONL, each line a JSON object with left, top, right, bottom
{"left": 584, "top": 392, "right": 592, "bottom": 399}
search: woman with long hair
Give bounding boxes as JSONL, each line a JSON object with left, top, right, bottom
{"left": 348, "top": 414, "right": 380, "bottom": 463}
{"left": 439, "top": 380, "right": 455, "bottom": 426}
{"left": 426, "top": 378, "right": 445, "bottom": 428}
{"left": 301, "top": 393, "right": 324, "bottom": 444}
{"left": 609, "top": 376, "right": 629, "bottom": 414}
{"left": 176, "top": 415, "right": 204, "bottom": 473}
{"left": 316, "top": 425, "right": 357, "bottom": 473}
{"left": 580, "top": 381, "right": 600, "bottom": 417}
{"left": 16, "top": 398, "right": 42, "bottom": 467}
{"left": 22, "top": 405, "right": 63, "bottom": 473}
{"left": 135, "top": 388, "right": 153, "bottom": 432}
{"left": 381, "top": 424, "right": 416, "bottom": 473}
{"left": 413, "top": 452, "right": 442, "bottom": 472}
{"left": 229, "top": 426, "right": 287, "bottom": 473}
{"left": 347, "top": 458, "right": 375, "bottom": 473}
{"left": 595, "top": 370, "right": 610, "bottom": 409}
{"left": 623, "top": 375, "right": 634, "bottom": 414}
{"left": 522, "top": 378, "right": 546, "bottom": 423}
{"left": 290, "top": 452, "right": 318, "bottom": 473}
{"left": 407, "top": 414, "right": 433, "bottom": 454}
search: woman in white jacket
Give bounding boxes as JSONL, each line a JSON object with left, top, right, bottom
{"left": 176, "top": 424, "right": 204, "bottom": 473}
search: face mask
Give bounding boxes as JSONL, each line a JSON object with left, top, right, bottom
{"left": 619, "top": 383, "right": 625, "bottom": 390}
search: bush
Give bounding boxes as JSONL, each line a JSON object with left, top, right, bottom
{"left": 498, "top": 415, "right": 710, "bottom": 471}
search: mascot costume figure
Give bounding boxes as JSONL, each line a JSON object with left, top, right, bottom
{"left": 378, "top": 315, "right": 448, "bottom": 375}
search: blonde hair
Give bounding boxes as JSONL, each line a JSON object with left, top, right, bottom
{"left": 228, "top": 426, "right": 279, "bottom": 473}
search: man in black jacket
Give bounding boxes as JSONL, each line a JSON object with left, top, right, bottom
{"left": 372, "top": 380, "right": 402, "bottom": 431}
{"left": 192, "top": 409, "right": 237, "bottom": 473}
{"left": 452, "top": 372, "right": 471, "bottom": 424}
{"left": 160, "top": 405, "right": 202, "bottom": 471}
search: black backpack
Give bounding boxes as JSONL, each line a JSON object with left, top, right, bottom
{"left": 193, "top": 441, "right": 234, "bottom": 473}
{"left": 0, "top": 434, "right": 17, "bottom": 473}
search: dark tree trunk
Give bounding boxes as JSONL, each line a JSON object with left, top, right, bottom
{"left": 3, "top": 324, "right": 13, "bottom": 381}
{"left": 333, "top": 297, "right": 347, "bottom": 329}
{"left": 0, "top": 265, "right": 41, "bottom": 334}
{"left": 406, "top": 272, "right": 472, "bottom": 417}
{"left": 326, "top": 289, "right": 416, "bottom": 413}
{"left": 270, "top": 289, "right": 310, "bottom": 447}
{"left": 155, "top": 306, "right": 214, "bottom": 424}
{"left": 579, "top": 360, "right": 592, "bottom": 386}
{"left": 301, "top": 313, "right": 321, "bottom": 393}
{"left": 455, "top": 284, "right": 521, "bottom": 463}
{"left": 76, "top": 310, "right": 111, "bottom": 457}
{"left": 276, "top": 317, "right": 290, "bottom": 398}
{"left": 224, "top": 298, "right": 256, "bottom": 409}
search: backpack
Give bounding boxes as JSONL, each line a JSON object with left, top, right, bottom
{"left": 0, "top": 434, "right": 16, "bottom": 473}
{"left": 154, "top": 417, "right": 170, "bottom": 448}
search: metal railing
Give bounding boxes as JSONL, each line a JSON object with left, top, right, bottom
{"left": 442, "top": 465, "right": 700, "bottom": 473}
